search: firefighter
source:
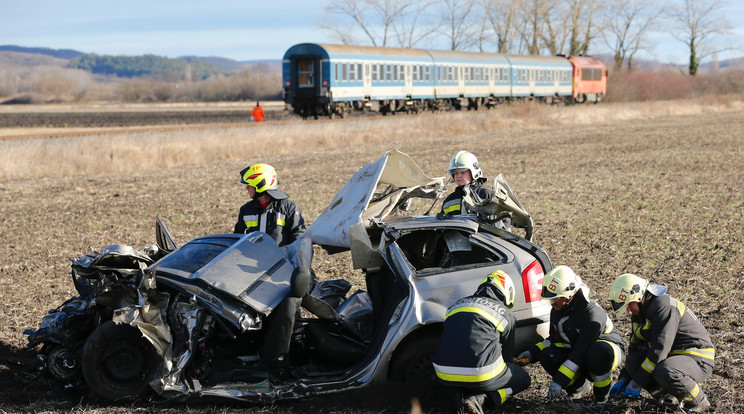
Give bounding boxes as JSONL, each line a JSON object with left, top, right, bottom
{"left": 441, "top": 150, "right": 510, "bottom": 231}
{"left": 251, "top": 101, "right": 265, "bottom": 122}
{"left": 516, "top": 265, "right": 625, "bottom": 404}
{"left": 433, "top": 270, "right": 531, "bottom": 414}
{"left": 234, "top": 163, "right": 305, "bottom": 247}
{"left": 608, "top": 274, "right": 714, "bottom": 412}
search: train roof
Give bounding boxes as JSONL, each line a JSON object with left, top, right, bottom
{"left": 283, "top": 43, "right": 431, "bottom": 60}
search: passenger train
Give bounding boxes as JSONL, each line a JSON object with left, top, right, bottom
{"left": 282, "top": 43, "right": 607, "bottom": 118}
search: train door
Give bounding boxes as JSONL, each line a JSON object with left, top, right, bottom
{"left": 529, "top": 68, "right": 535, "bottom": 95}
{"left": 458, "top": 66, "right": 464, "bottom": 96}
{"left": 363, "top": 63, "right": 371, "bottom": 98}
{"left": 405, "top": 63, "right": 412, "bottom": 96}
{"left": 292, "top": 56, "right": 320, "bottom": 100}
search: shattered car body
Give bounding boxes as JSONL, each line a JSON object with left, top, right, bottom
{"left": 25, "top": 150, "right": 552, "bottom": 403}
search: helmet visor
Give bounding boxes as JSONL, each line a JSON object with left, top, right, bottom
{"left": 610, "top": 300, "right": 625, "bottom": 313}
{"left": 541, "top": 286, "right": 558, "bottom": 299}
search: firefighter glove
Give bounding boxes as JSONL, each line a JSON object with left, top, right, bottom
{"left": 610, "top": 377, "right": 628, "bottom": 396}
{"left": 514, "top": 350, "right": 533, "bottom": 365}
{"left": 548, "top": 381, "right": 563, "bottom": 399}
{"left": 623, "top": 380, "right": 642, "bottom": 398}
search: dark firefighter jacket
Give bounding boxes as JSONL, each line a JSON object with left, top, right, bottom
{"left": 529, "top": 292, "right": 625, "bottom": 388}
{"left": 233, "top": 196, "right": 306, "bottom": 247}
{"left": 433, "top": 284, "right": 515, "bottom": 389}
{"left": 441, "top": 184, "right": 492, "bottom": 216}
{"left": 628, "top": 292, "right": 715, "bottom": 388}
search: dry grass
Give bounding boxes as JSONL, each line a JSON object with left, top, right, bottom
{"left": 1, "top": 97, "right": 743, "bottom": 181}
{"left": 1, "top": 98, "right": 743, "bottom": 413}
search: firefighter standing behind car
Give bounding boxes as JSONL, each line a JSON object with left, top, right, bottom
{"left": 516, "top": 265, "right": 626, "bottom": 404}
{"left": 433, "top": 270, "right": 531, "bottom": 414}
{"left": 608, "top": 274, "right": 714, "bottom": 412}
{"left": 234, "top": 163, "right": 305, "bottom": 246}
{"left": 441, "top": 150, "right": 510, "bottom": 231}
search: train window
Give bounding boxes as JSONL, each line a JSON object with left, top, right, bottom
{"left": 399, "top": 64, "right": 405, "bottom": 81}
{"left": 298, "top": 59, "right": 314, "bottom": 87}
{"left": 358, "top": 63, "right": 363, "bottom": 81}
{"left": 413, "top": 66, "right": 418, "bottom": 82}
{"left": 349, "top": 63, "right": 356, "bottom": 81}
{"left": 386, "top": 64, "right": 392, "bottom": 82}
{"left": 425, "top": 66, "right": 430, "bottom": 81}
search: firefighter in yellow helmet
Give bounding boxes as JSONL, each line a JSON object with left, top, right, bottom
{"left": 234, "top": 163, "right": 306, "bottom": 246}
{"left": 608, "top": 274, "right": 714, "bottom": 412}
{"left": 441, "top": 151, "right": 511, "bottom": 231}
{"left": 433, "top": 270, "right": 531, "bottom": 413}
{"left": 515, "top": 265, "right": 625, "bottom": 404}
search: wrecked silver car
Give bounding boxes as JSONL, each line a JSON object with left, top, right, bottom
{"left": 25, "top": 150, "right": 552, "bottom": 402}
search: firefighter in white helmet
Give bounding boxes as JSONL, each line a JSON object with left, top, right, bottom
{"left": 441, "top": 151, "right": 511, "bottom": 231}
{"left": 608, "top": 273, "right": 714, "bottom": 412}
{"left": 516, "top": 265, "right": 626, "bottom": 404}
{"left": 234, "top": 163, "right": 306, "bottom": 246}
{"left": 433, "top": 270, "right": 531, "bottom": 413}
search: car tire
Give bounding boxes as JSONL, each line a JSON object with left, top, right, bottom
{"left": 81, "top": 321, "right": 160, "bottom": 401}
{"left": 388, "top": 334, "right": 440, "bottom": 385}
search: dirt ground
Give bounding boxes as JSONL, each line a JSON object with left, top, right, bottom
{"left": 0, "top": 107, "right": 742, "bottom": 413}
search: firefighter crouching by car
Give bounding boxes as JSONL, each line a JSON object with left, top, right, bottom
{"left": 516, "top": 265, "right": 625, "bottom": 404}
{"left": 608, "top": 274, "right": 714, "bottom": 412}
{"left": 433, "top": 270, "right": 531, "bottom": 414}
{"left": 234, "top": 163, "right": 306, "bottom": 247}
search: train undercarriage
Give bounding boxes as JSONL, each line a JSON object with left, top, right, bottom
{"left": 288, "top": 94, "right": 598, "bottom": 119}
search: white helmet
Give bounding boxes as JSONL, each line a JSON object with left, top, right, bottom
{"left": 541, "top": 265, "right": 582, "bottom": 300}
{"left": 447, "top": 151, "right": 483, "bottom": 182}
{"left": 609, "top": 273, "right": 648, "bottom": 317}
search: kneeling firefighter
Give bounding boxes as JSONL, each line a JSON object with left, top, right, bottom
{"left": 516, "top": 265, "right": 626, "bottom": 404}
{"left": 433, "top": 270, "right": 531, "bottom": 414}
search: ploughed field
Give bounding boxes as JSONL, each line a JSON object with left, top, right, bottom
{"left": 0, "top": 105, "right": 742, "bottom": 413}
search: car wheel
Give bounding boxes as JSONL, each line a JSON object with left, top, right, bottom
{"left": 81, "top": 321, "right": 160, "bottom": 401}
{"left": 389, "top": 334, "right": 440, "bottom": 385}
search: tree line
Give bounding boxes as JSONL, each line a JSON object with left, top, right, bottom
{"left": 322, "top": 0, "right": 736, "bottom": 75}
{"left": 68, "top": 54, "right": 228, "bottom": 80}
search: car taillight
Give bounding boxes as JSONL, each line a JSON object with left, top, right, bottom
{"left": 323, "top": 80, "right": 328, "bottom": 86}
{"left": 285, "top": 81, "right": 290, "bottom": 86}
{"left": 522, "top": 260, "right": 545, "bottom": 303}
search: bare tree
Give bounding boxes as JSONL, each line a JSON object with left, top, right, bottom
{"left": 322, "top": 0, "right": 417, "bottom": 46}
{"left": 438, "top": 0, "right": 478, "bottom": 50}
{"left": 516, "top": 0, "right": 554, "bottom": 55}
{"left": 391, "top": 0, "right": 441, "bottom": 48}
{"left": 481, "top": 0, "right": 522, "bottom": 53}
{"left": 666, "top": 0, "right": 732, "bottom": 75}
{"left": 601, "top": 0, "right": 660, "bottom": 70}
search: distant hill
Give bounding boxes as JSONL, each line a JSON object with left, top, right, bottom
{"left": 0, "top": 51, "right": 69, "bottom": 67}
{"left": 0, "top": 45, "right": 84, "bottom": 60}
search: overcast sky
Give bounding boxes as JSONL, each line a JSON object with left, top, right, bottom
{"left": 1, "top": 0, "right": 742, "bottom": 64}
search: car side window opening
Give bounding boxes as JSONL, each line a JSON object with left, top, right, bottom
{"left": 394, "top": 229, "right": 506, "bottom": 275}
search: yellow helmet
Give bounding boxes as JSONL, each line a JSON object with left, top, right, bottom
{"left": 447, "top": 150, "right": 483, "bottom": 182}
{"left": 609, "top": 273, "right": 648, "bottom": 317}
{"left": 541, "top": 265, "right": 580, "bottom": 300}
{"left": 479, "top": 270, "right": 516, "bottom": 308}
{"left": 240, "top": 163, "right": 278, "bottom": 193}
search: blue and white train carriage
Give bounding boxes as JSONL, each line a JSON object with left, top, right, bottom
{"left": 282, "top": 43, "right": 578, "bottom": 118}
